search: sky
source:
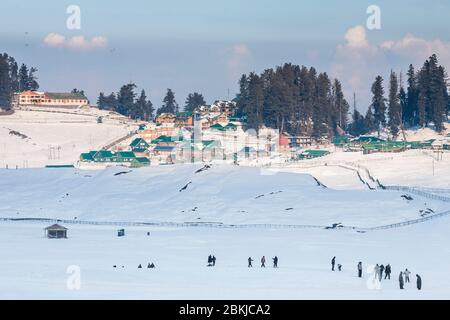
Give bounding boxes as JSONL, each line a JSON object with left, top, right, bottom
{"left": 1, "top": 0, "right": 450, "bottom": 112}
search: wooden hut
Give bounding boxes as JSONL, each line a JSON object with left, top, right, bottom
{"left": 44, "top": 224, "right": 68, "bottom": 239}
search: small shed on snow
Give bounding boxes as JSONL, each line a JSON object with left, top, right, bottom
{"left": 44, "top": 224, "right": 68, "bottom": 239}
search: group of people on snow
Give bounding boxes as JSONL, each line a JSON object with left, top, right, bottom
{"left": 248, "top": 256, "right": 278, "bottom": 268}
{"left": 333, "top": 257, "right": 422, "bottom": 291}
{"left": 207, "top": 255, "right": 217, "bottom": 267}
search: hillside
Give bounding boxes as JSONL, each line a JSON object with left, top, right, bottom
{"left": 0, "top": 108, "right": 136, "bottom": 168}
{"left": 0, "top": 164, "right": 447, "bottom": 228}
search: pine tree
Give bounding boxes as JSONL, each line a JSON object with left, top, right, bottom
{"left": 158, "top": 89, "right": 178, "bottom": 115}
{"left": 331, "top": 79, "right": 350, "bottom": 132}
{"left": 370, "top": 76, "right": 387, "bottom": 135}
{"left": 0, "top": 53, "right": 12, "bottom": 110}
{"left": 134, "top": 89, "right": 154, "bottom": 121}
{"left": 364, "top": 106, "right": 376, "bottom": 133}
{"left": 348, "top": 108, "right": 367, "bottom": 136}
{"left": 388, "top": 71, "right": 402, "bottom": 137}
{"left": 184, "top": 92, "right": 206, "bottom": 112}
{"left": 405, "top": 64, "right": 418, "bottom": 126}
{"left": 245, "top": 72, "right": 264, "bottom": 132}
{"left": 116, "top": 83, "right": 137, "bottom": 117}
{"left": 18, "top": 64, "right": 29, "bottom": 91}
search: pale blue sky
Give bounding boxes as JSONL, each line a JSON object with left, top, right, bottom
{"left": 1, "top": 0, "right": 449, "bottom": 109}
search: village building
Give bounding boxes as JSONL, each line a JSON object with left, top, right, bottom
{"left": 175, "top": 112, "right": 194, "bottom": 127}
{"left": 298, "top": 149, "right": 330, "bottom": 160}
{"left": 139, "top": 124, "right": 178, "bottom": 142}
{"left": 14, "top": 90, "right": 89, "bottom": 108}
{"left": 130, "top": 138, "right": 150, "bottom": 156}
{"left": 44, "top": 224, "right": 68, "bottom": 239}
{"left": 155, "top": 113, "right": 176, "bottom": 125}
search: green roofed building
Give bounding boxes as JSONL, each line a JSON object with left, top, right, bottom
{"left": 92, "top": 150, "right": 115, "bottom": 162}
{"left": 298, "top": 150, "right": 330, "bottom": 160}
{"left": 351, "top": 136, "right": 385, "bottom": 144}
{"left": 114, "top": 151, "right": 136, "bottom": 162}
{"left": 131, "top": 157, "right": 151, "bottom": 168}
{"left": 130, "top": 138, "right": 149, "bottom": 153}
{"left": 210, "top": 123, "right": 224, "bottom": 131}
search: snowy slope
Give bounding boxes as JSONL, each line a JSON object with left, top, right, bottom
{"left": 0, "top": 108, "right": 136, "bottom": 168}
{"left": 0, "top": 164, "right": 447, "bottom": 228}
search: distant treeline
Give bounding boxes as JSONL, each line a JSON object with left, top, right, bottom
{"left": 1, "top": 51, "right": 448, "bottom": 136}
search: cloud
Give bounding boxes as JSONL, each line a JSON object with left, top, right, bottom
{"left": 43, "top": 33, "right": 66, "bottom": 47}
{"left": 43, "top": 33, "right": 107, "bottom": 50}
{"left": 344, "top": 26, "right": 369, "bottom": 49}
{"left": 330, "top": 26, "right": 450, "bottom": 111}
{"left": 226, "top": 44, "right": 252, "bottom": 79}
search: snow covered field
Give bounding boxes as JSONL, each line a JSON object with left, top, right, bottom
{"left": 0, "top": 164, "right": 449, "bottom": 299}
{"left": 0, "top": 217, "right": 449, "bottom": 299}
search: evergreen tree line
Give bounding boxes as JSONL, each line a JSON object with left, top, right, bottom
{"left": 97, "top": 85, "right": 206, "bottom": 121}
{"left": 0, "top": 53, "right": 39, "bottom": 110}
{"left": 235, "top": 63, "right": 350, "bottom": 138}
{"left": 349, "top": 54, "right": 449, "bottom": 136}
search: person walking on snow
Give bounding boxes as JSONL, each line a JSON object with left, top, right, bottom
{"left": 384, "top": 264, "right": 391, "bottom": 280}
{"left": 379, "top": 264, "right": 385, "bottom": 281}
{"left": 331, "top": 257, "right": 336, "bottom": 271}
{"left": 273, "top": 256, "right": 278, "bottom": 268}
{"left": 416, "top": 274, "right": 422, "bottom": 290}
{"left": 357, "top": 262, "right": 363, "bottom": 278}
{"left": 374, "top": 264, "right": 380, "bottom": 281}
{"left": 212, "top": 256, "right": 216, "bottom": 267}
{"left": 261, "top": 256, "right": 266, "bottom": 268}
{"left": 404, "top": 269, "right": 411, "bottom": 283}
{"left": 399, "top": 272, "right": 404, "bottom": 289}
{"left": 248, "top": 257, "right": 253, "bottom": 268}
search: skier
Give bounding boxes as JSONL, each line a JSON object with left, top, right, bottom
{"left": 374, "top": 264, "right": 380, "bottom": 281}
{"left": 261, "top": 256, "right": 266, "bottom": 268}
{"left": 148, "top": 263, "right": 155, "bottom": 268}
{"left": 248, "top": 257, "right": 253, "bottom": 268}
{"left": 138, "top": 264, "right": 142, "bottom": 269}
{"left": 357, "top": 262, "right": 362, "bottom": 278}
{"left": 379, "top": 264, "right": 385, "bottom": 281}
{"left": 404, "top": 269, "right": 411, "bottom": 283}
{"left": 338, "top": 264, "right": 342, "bottom": 271}
{"left": 331, "top": 256, "right": 336, "bottom": 271}
{"left": 212, "top": 255, "right": 216, "bottom": 267}
{"left": 207, "top": 255, "right": 212, "bottom": 266}
{"left": 399, "top": 272, "right": 404, "bottom": 289}
{"left": 416, "top": 274, "right": 422, "bottom": 290}
{"left": 273, "top": 256, "right": 278, "bottom": 268}
{"left": 384, "top": 264, "right": 391, "bottom": 280}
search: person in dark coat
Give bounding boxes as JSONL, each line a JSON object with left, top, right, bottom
{"left": 273, "top": 256, "right": 278, "bottom": 268}
{"left": 399, "top": 272, "right": 404, "bottom": 289}
{"left": 248, "top": 257, "right": 253, "bottom": 267}
{"left": 261, "top": 256, "right": 266, "bottom": 268}
{"left": 338, "top": 264, "right": 342, "bottom": 271}
{"left": 331, "top": 256, "right": 336, "bottom": 271}
{"left": 207, "top": 255, "right": 212, "bottom": 266}
{"left": 212, "top": 256, "right": 216, "bottom": 266}
{"left": 416, "top": 274, "right": 422, "bottom": 290}
{"left": 148, "top": 263, "right": 155, "bottom": 268}
{"left": 384, "top": 264, "right": 391, "bottom": 280}
{"left": 357, "top": 262, "right": 363, "bottom": 278}
{"left": 379, "top": 264, "right": 385, "bottom": 280}
{"left": 138, "top": 264, "right": 142, "bottom": 269}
